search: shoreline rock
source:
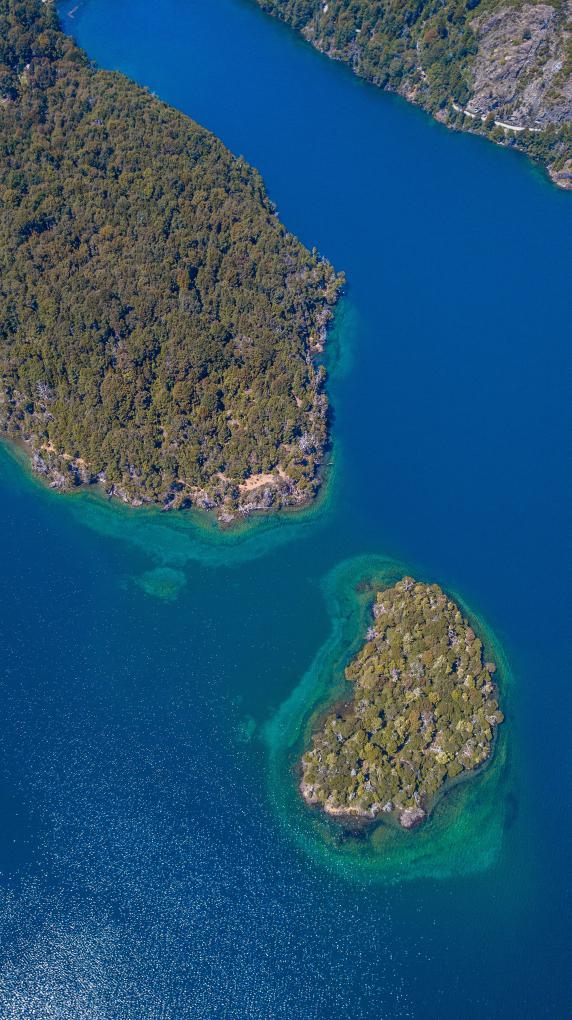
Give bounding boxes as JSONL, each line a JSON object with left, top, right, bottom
{"left": 399, "top": 807, "right": 427, "bottom": 830}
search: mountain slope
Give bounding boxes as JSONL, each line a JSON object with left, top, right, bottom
{"left": 255, "top": 0, "right": 572, "bottom": 187}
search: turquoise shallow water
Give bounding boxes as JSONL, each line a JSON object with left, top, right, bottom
{"left": 0, "top": 0, "right": 571, "bottom": 1015}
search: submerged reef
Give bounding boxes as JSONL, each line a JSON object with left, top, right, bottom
{"left": 300, "top": 577, "right": 504, "bottom": 829}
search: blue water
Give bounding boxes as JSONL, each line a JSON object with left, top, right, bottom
{"left": 0, "top": 0, "right": 571, "bottom": 1014}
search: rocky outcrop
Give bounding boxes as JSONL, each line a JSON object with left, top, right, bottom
{"left": 399, "top": 807, "right": 427, "bottom": 830}
{"left": 469, "top": 3, "right": 572, "bottom": 128}
{"left": 550, "top": 156, "right": 572, "bottom": 186}
{"left": 12, "top": 432, "right": 323, "bottom": 522}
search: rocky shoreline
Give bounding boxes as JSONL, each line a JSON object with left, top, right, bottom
{"left": 2, "top": 431, "right": 330, "bottom": 524}
{"left": 300, "top": 775, "right": 428, "bottom": 830}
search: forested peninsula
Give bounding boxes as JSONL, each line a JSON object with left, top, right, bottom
{"left": 0, "top": 0, "right": 342, "bottom": 517}
{"left": 256, "top": 0, "right": 572, "bottom": 188}
{"left": 301, "top": 578, "right": 504, "bottom": 829}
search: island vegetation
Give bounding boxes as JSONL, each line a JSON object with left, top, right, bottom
{"left": 300, "top": 577, "right": 504, "bottom": 829}
{"left": 255, "top": 0, "right": 572, "bottom": 188}
{"left": 0, "top": 0, "right": 342, "bottom": 518}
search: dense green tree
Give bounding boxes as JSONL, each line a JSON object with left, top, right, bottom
{"left": 0, "top": 0, "right": 342, "bottom": 514}
{"left": 256, "top": 0, "right": 571, "bottom": 182}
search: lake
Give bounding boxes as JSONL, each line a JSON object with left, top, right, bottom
{"left": 0, "top": 0, "right": 571, "bottom": 1015}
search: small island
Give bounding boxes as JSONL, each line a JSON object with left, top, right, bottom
{"left": 300, "top": 577, "right": 504, "bottom": 829}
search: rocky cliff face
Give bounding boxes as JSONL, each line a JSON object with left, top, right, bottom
{"left": 469, "top": 3, "right": 572, "bottom": 128}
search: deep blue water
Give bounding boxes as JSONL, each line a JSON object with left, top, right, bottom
{"left": 0, "top": 0, "right": 571, "bottom": 1015}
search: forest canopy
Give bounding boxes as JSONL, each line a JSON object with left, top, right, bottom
{"left": 300, "top": 578, "right": 504, "bottom": 829}
{"left": 0, "top": 0, "right": 342, "bottom": 514}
